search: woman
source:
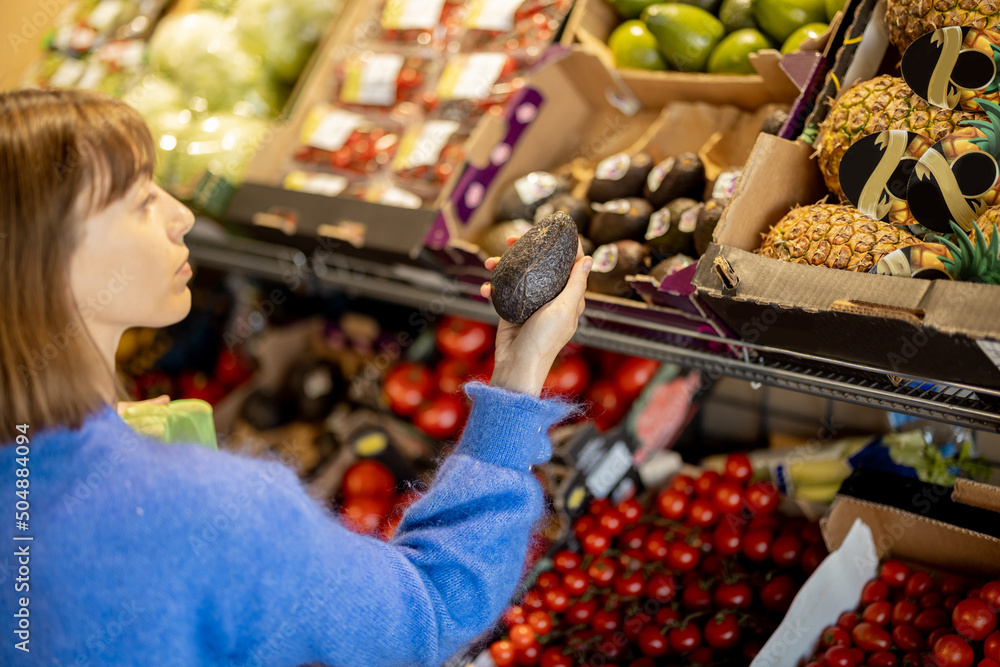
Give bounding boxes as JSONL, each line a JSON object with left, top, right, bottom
{"left": 0, "top": 89, "right": 593, "bottom": 666}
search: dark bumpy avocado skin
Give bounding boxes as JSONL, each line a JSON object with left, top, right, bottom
{"left": 490, "top": 212, "right": 579, "bottom": 325}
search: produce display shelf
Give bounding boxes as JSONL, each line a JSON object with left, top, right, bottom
{"left": 187, "top": 221, "right": 1000, "bottom": 433}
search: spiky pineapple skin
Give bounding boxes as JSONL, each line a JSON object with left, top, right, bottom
{"left": 757, "top": 203, "right": 921, "bottom": 272}
{"left": 815, "top": 76, "right": 980, "bottom": 219}
{"left": 975, "top": 205, "right": 1000, "bottom": 239}
{"left": 886, "top": 0, "right": 1000, "bottom": 56}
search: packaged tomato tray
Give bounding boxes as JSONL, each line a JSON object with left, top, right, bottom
{"left": 333, "top": 52, "right": 441, "bottom": 110}
{"left": 389, "top": 117, "right": 472, "bottom": 192}
{"left": 374, "top": 0, "right": 464, "bottom": 50}
{"left": 482, "top": 455, "right": 830, "bottom": 667}
{"left": 422, "top": 52, "right": 526, "bottom": 118}
{"left": 293, "top": 104, "right": 411, "bottom": 176}
{"left": 446, "top": 0, "right": 574, "bottom": 57}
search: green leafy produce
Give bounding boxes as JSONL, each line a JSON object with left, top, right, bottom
{"left": 234, "top": 0, "right": 342, "bottom": 82}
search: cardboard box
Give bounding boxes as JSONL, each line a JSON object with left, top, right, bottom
{"left": 752, "top": 475, "right": 1000, "bottom": 667}
{"left": 692, "top": 132, "right": 1000, "bottom": 387}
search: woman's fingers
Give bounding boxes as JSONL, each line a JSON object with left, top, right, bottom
{"left": 506, "top": 235, "right": 519, "bottom": 247}
{"left": 480, "top": 282, "right": 492, "bottom": 299}
{"left": 485, "top": 257, "right": 500, "bottom": 271}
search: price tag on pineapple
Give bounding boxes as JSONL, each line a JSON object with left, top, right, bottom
{"left": 340, "top": 54, "right": 405, "bottom": 106}
{"left": 463, "top": 0, "right": 523, "bottom": 31}
{"left": 300, "top": 106, "right": 363, "bottom": 152}
{"left": 381, "top": 0, "right": 446, "bottom": 29}
{"left": 436, "top": 53, "right": 507, "bottom": 100}
{"left": 392, "top": 120, "right": 460, "bottom": 170}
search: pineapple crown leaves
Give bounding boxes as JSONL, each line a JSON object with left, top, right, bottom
{"left": 962, "top": 98, "right": 1000, "bottom": 155}
{"left": 987, "top": 43, "right": 1000, "bottom": 96}
{"left": 935, "top": 220, "right": 1000, "bottom": 283}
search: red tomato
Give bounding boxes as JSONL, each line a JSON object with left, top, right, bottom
{"left": 980, "top": 659, "right": 1000, "bottom": 667}
{"left": 491, "top": 640, "right": 517, "bottom": 667}
{"left": 687, "top": 498, "right": 719, "bottom": 528}
{"left": 582, "top": 530, "right": 612, "bottom": 556}
{"left": 504, "top": 606, "right": 526, "bottom": 628}
{"left": 613, "top": 571, "right": 645, "bottom": 598}
{"left": 509, "top": 624, "right": 536, "bottom": 650}
{"left": 892, "top": 600, "right": 919, "bottom": 626}
{"left": 880, "top": 560, "right": 910, "bottom": 588}
{"left": 614, "top": 357, "right": 660, "bottom": 399}
{"left": 867, "top": 651, "right": 898, "bottom": 667}
{"left": 724, "top": 453, "right": 753, "bottom": 483}
{"left": 656, "top": 488, "right": 688, "bottom": 521}
{"left": 820, "top": 625, "right": 852, "bottom": 650}
{"left": 588, "top": 498, "right": 611, "bottom": 516}
{"left": 862, "top": 579, "right": 891, "bottom": 605}
{"left": 953, "top": 598, "right": 997, "bottom": 641}
{"left": 656, "top": 607, "right": 681, "bottom": 627}
{"left": 712, "top": 480, "right": 744, "bottom": 514}
{"left": 383, "top": 362, "right": 434, "bottom": 416}
{"left": 543, "top": 354, "right": 591, "bottom": 399}
{"left": 671, "top": 474, "right": 697, "bottom": 496}
{"left": 597, "top": 509, "right": 625, "bottom": 537}
{"left": 771, "top": 535, "right": 804, "bottom": 568}
{"left": 742, "top": 529, "right": 774, "bottom": 562}
{"left": 921, "top": 592, "right": 945, "bottom": 609}
{"left": 414, "top": 394, "right": 466, "bottom": 440}
{"left": 942, "top": 576, "right": 968, "bottom": 596}
{"left": 802, "top": 543, "right": 828, "bottom": 574}
{"left": 761, "top": 575, "right": 796, "bottom": 613}
{"left": 667, "top": 542, "right": 701, "bottom": 572}
{"left": 981, "top": 582, "right": 1000, "bottom": 610}
{"left": 715, "top": 581, "right": 753, "bottom": 610}
{"left": 682, "top": 582, "right": 713, "bottom": 611}
{"left": 712, "top": 521, "right": 743, "bottom": 557}
{"left": 905, "top": 571, "right": 934, "bottom": 598}
{"left": 851, "top": 622, "right": 891, "bottom": 651}
{"left": 823, "top": 646, "right": 857, "bottom": 667}
{"left": 539, "top": 647, "right": 573, "bottom": 667}
{"left": 929, "top": 628, "right": 952, "bottom": 650}
{"left": 623, "top": 611, "right": 652, "bottom": 642}
{"left": 435, "top": 358, "right": 474, "bottom": 395}
{"left": 863, "top": 601, "right": 892, "bottom": 626}
{"left": 588, "top": 557, "right": 616, "bottom": 586}
{"left": 933, "top": 634, "right": 974, "bottom": 667}
{"left": 565, "top": 599, "right": 597, "bottom": 625}
{"left": 552, "top": 550, "right": 581, "bottom": 573}
{"left": 515, "top": 642, "right": 540, "bottom": 666}
{"left": 985, "top": 630, "right": 1000, "bottom": 661}
{"left": 543, "top": 587, "right": 570, "bottom": 613}
{"left": 341, "top": 459, "right": 396, "bottom": 500}
{"left": 704, "top": 613, "right": 740, "bottom": 650}
{"left": 837, "top": 612, "right": 861, "bottom": 630}
{"left": 892, "top": 624, "right": 925, "bottom": 651}
{"left": 341, "top": 495, "right": 392, "bottom": 533}
{"left": 587, "top": 380, "right": 628, "bottom": 431}
{"left": 535, "top": 572, "right": 560, "bottom": 591}
{"left": 521, "top": 589, "right": 545, "bottom": 611}
{"left": 573, "top": 516, "right": 595, "bottom": 537}
{"left": 645, "top": 572, "right": 677, "bottom": 603}
{"left": 637, "top": 626, "right": 669, "bottom": 657}
{"left": 914, "top": 608, "right": 950, "bottom": 632}
{"left": 668, "top": 624, "right": 702, "bottom": 653}
{"left": 619, "top": 525, "right": 648, "bottom": 551}
{"left": 744, "top": 480, "right": 780, "bottom": 516}
{"left": 436, "top": 316, "right": 493, "bottom": 360}
{"left": 695, "top": 470, "right": 720, "bottom": 496}
{"left": 617, "top": 498, "right": 643, "bottom": 524}
{"left": 591, "top": 608, "right": 621, "bottom": 634}
{"left": 526, "top": 610, "right": 553, "bottom": 636}
{"left": 562, "top": 570, "right": 590, "bottom": 597}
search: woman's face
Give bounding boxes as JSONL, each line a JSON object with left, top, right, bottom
{"left": 69, "top": 178, "right": 195, "bottom": 330}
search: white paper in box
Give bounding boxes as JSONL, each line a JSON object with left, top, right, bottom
{"left": 751, "top": 519, "right": 878, "bottom": 667}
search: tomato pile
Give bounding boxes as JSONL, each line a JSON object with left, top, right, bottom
{"left": 488, "top": 455, "right": 829, "bottom": 666}
{"left": 803, "top": 561, "right": 1000, "bottom": 667}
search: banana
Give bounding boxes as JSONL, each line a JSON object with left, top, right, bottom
{"left": 794, "top": 481, "right": 843, "bottom": 503}
{"left": 789, "top": 459, "right": 852, "bottom": 486}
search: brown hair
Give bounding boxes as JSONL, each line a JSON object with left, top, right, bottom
{"left": 0, "top": 88, "right": 155, "bottom": 442}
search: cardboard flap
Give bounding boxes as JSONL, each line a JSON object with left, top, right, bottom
{"left": 952, "top": 478, "right": 1000, "bottom": 515}
{"left": 829, "top": 300, "right": 925, "bottom": 328}
{"left": 921, "top": 280, "right": 1000, "bottom": 338}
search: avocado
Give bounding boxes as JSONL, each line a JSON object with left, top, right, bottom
{"left": 240, "top": 388, "right": 294, "bottom": 431}
{"left": 644, "top": 153, "right": 706, "bottom": 209}
{"left": 495, "top": 171, "right": 567, "bottom": 222}
{"left": 694, "top": 197, "right": 729, "bottom": 256}
{"left": 587, "top": 240, "right": 650, "bottom": 298}
{"left": 651, "top": 255, "right": 696, "bottom": 282}
{"left": 478, "top": 219, "right": 533, "bottom": 258}
{"left": 673, "top": 0, "right": 722, "bottom": 14}
{"left": 587, "top": 152, "right": 653, "bottom": 203}
{"left": 588, "top": 197, "right": 654, "bottom": 246}
{"left": 535, "top": 192, "right": 593, "bottom": 236}
{"left": 706, "top": 168, "right": 742, "bottom": 200}
{"left": 646, "top": 198, "right": 700, "bottom": 259}
{"left": 760, "top": 108, "right": 789, "bottom": 135}
{"left": 283, "top": 357, "right": 343, "bottom": 422}
{"left": 490, "top": 212, "right": 579, "bottom": 325}
{"left": 642, "top": 3, "right": 725, "bottom": 72}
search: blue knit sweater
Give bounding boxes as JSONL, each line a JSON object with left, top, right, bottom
{"left": 0, "top": 383, "right": 568, "bottom": 666}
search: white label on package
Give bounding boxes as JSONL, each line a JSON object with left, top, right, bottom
{"left": 467, "top": 0, "right": 523, "bottom": 31}
{"left": 357, "top": 54, "right": 405, "bottom": 106}
{"left": 307, "top": 110, "right": 362, "bottom": 152}
{"left": 295, "top": 173, "right": 349, "bottom": 197}
{"left": 451, "top": 53, "right": 507, "bottom": 99}
{"left": 401, "top": 120, "right": 459, "bottom": 169}
{"left": 49, "top": 58, "right": 88, "bottom": 88}
{"left": 382, "top": 0, "right": 446, "bottom": 29}
{"left": 585, "top": 440, "right": 632, "bottom": 500}
{"left": 977, "top": 339, "right": 1000, "bottom": 371}
{"left": 88, "top": 0, "right": 123, "bottom": 31}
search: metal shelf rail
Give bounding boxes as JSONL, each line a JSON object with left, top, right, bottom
{"left": 187, "top": 223, "right": 1000, "bottom": 433}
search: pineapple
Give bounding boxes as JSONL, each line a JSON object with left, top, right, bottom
{"left": 937, "top": 220, "right": 1000, "bottom": 283}
{"left": 886, "top": 0, "right": 1000, "bottom": 56}
{"left": 757, "top": 203, "right": 921, "bottom": 272}
{"left": 815, "top": 75, "right": 980, "bottom": 222}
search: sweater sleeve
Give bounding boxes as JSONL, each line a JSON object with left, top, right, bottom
{"left": 207, "top": 382, "right": 571, "bottom": 667}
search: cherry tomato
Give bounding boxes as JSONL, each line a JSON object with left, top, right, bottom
{"left": 694, "top": 470, "right": 720, "bottom": 496}
{"left": 801, "top": 522, "right": 823, "bottom": 544}
{"left": 771, "top": 534, "right": 804, "bottom": 568}
{"left": 617, "top": 498, "right": 643, "bottom": 525}
{"left": 588, "top": 557, "right": 616, "bottom": 586}
{"left": 563, "top": 570, "right": 590, "bottom": 597}
{"left": 880, "top": 560, "right": 910, "bottom": 588}
{"left": 341, "top": 495, "right": 391, "bottom": 533}
{"left": 802, "top": 543, "right": 828, "bottom": 574}
{"left": 414, "top": 393, "right": 466, "bottom": 440}
{"left": 565, "top": 599, "right": 597, "bottom": 625}
{"left": 656, "top": 488, "right": 688, "bottom": 521}
{"left": 582, "top": 530, "right": 612, "bottom": 556}
{"left": 712, "top": 521, "right": 743, "bottom": 557}
{"left": 669, "top": 624, "right": 702, "bottom": 653}
{"left": 946, "top": 595, "right": 963, "bottom": 611}
{"left": 613, "top": 356, "right": 660, "bottom": 399}
{"left": 914, "top": 608, "right": 950, "bottom": 632}
{"left": 929, "top": 628, "right": 952, "bottom": 650}
{"left": 862, "top": 579, "right": 891, "bottom": 605}
{"left": 436, "top": 316, "right": 493, "bottom": 360}
{"left": 668, "top": 541, "right": 702, "bottom": 572}
{"left": 526, "top": 610, "right": 553, "bottom": 636}
{"left": 491, "top": 640, "right": 517, "bottom": 666}
{"left": 535, "top": 572, "right": 560, "bottom": 591}
{"left": 543, "top": 587, "right": 570, "bottom": 613}
{"left": 761, "top": 575, "right": 796, "bottom": 613}
{"left": 985, "top": 630, "right": 1000, "bottom": 661}
{"left": 504, "top": 606, "right": 527, "bottom": 628}
{"left": 905, "top": 571, "right": 934, "bottom": 598}
{"left": 933, "top": 634, "right": 974, "bottom": 667}
{"left": 686, "top": 498, "right": 718, "bottom": 529}
{"left": 586, "top": 380, "right": 628, "bottom": 431}
{"left": 901, "top": 651, "right": 922, "bottom": 667}
{"left": 682, "top": 582, "right": 714, "bottom": 611}
{"left": 383, "top": 362, "right": 434, "bottom": 416}
{"left": 539, "top": 647, "right": 573, "bottom": 667}
{"left": 543, "top": 353, "right": 590, "bottom": 399}
{"left": 851, "top": 622, "right": 891, "bottom": 651}
{"left": 980, "top": 581, "right": 1000, "bottom": 609}
{"left": 645, "top": 572, "right": 676, "bottom": 603}
{"left": 618, "top": 525, "right": 647, "bottom": 552}
{"left": 589, "top": 498, "right": 611, "bottom": 516}
{"left": 867, "top": 651, "right": 898, "bottom": 667}
{"left": 521, "top": 589, "right": 545, "bottom": 611}
{"left": 642, "top": 531, "right": 669, "bottom": 561}
{"left": 623, "top": 612, "right": 652, "bottom": 642}
{"left": 598, "top": 510, "right": 625, "bottom": 537}
{"left": 742, "top": 529, "right": 774, "bottom": 562}
{"left": 671, "top": 474, "right": 697, "bottom": 496}
{"left": 573, "top": 516, "right": 595, "bottom": 538}
{"left": 744, "top": 480, "right": 780, "bottom": 516}
{"left": 953, "top": 598, "right": 997, "bottom": 641}
{"left": 921, "top": 591, "right": 944, "bottom": 609}
{"left": 819, "top": 625, "right": 851, "bottom": 650}
{"left": 553, "top": 550, "right": 582, "bottom": 574}
{"left": 941, "top": 576, "right": 968, "bottom": 596}
{"left": 863, "top": 601, "right": 891, "bottom": 626}
{"left": 724, "top": 453, "right": 753, "bottom": 483}
{"left": 712, "top": 480, "right": 744, "bottom": 514}
{"left": 341, "top": 459, "right": 396, "bottom": 501}
{"left": 838, "top": 611, "right": 861, "bottom": 630}
{"left": 704, "top": 613, "right": 740, "bottom": 650}
{"left": 637, "top": 626, "right": 669, "bottom": 657}
{"left": 700, "top": 553, "right": 726, "bottom": 576}
{"left": 613, "top": 571, "right": 645, "bottom": 598}
{"left": 510, "top": 624, "right": 537, "bottom": 650}
{"left": 979, "top": 659, "right": 1000, "bottom": 667}
{"left": 714, "top": 581, "right": 753, "bottom": 610}
{"left": 515, "top": 642, "right": 540, "bottom": 666}
{"left": 591, "top": 608, "right": 621, "bottom": 634}
{"left": 823, "top": 645, "right": 858, "bottom": 667}
{"left": 892, "top": 600, "right": 919, "bottom": 626}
